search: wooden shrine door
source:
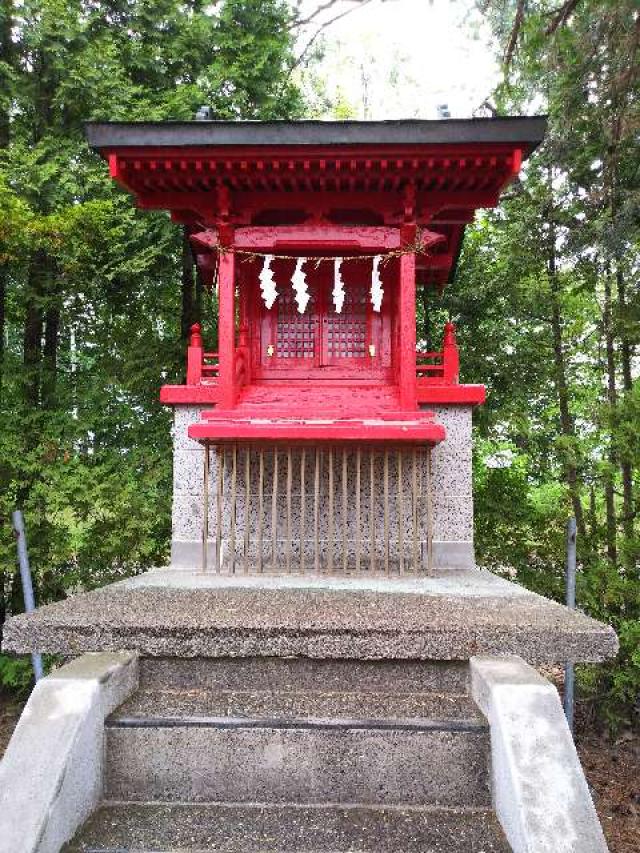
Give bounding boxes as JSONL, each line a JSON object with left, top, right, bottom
{"left": 251, "top": 262, "right": 389, "bottom": 380}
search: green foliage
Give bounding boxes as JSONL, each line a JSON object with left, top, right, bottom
{"left": 0, "top": 653, "right": 58, "bottom": 695}
{"left": 0, "top": 0, "right": 302, "bottom": 640}
{"left": 466, "top": 0, "right": 640, "bottom": 728}
{"left": 0, "top": 654, "right": 37, "bottom": 695}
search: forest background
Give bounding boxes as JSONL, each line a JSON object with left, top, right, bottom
{"left": 0, "top": 0, "right": 637, "bottom": 729}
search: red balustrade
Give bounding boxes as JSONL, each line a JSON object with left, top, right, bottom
{"left": 187, "top": 321, "right": 462, "bottom": 390}
{"left": 416, "top": 322, "right": 460, "bottom": 386}
{"left": 186, "top": 323, "right": 218, "bottom": 385}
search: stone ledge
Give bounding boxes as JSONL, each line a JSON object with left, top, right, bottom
{"left": 2, "top": 569, "right": 617, "bottom": 664}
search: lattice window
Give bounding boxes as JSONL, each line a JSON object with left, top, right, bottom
{"left": 327, "top": 283, "right": 368, "bottom": 358}
{"left": 276, "top": 286, "right": 317, "bottom": 359}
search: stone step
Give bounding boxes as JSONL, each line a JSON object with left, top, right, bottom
{"left": 139, "top": 657, "right": 470, "bottom": 695}
{"left": 105, "top": 688, "right": 490, "bottom": 807}
{"left": 63, "top": 802, "right": 512, "bottom": 852}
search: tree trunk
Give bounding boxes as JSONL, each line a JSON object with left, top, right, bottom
{"left": 602, "top": 269, "right": 618, "bottom": 567}
{"left": 23, "top": 255, "right": 46, "bottom": 408}
{"left": 0, "top": 0, "right": 12, "bottom": 403}
{"left": 0, "top": 269, "right": 5, "bottom": 403}
{"left": 421, "top": 285, "right": 433, "bottom": 353}
{"left": 0, "top": 0, "right": 12, "bottom": 148}
{"left": 547, "top": 205, "right": 586, "bottom": 540}
{"left": 616, "top": 264, "right": 635, "bottom": 567}
{"left": 42, "top": 298, "right": 60, "bottom": 409}
{"left": 180, "top": 230, "right": 195, "bottom": 343}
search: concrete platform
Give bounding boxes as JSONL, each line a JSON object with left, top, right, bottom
{"left": 2, "top": 568, "right": 617, "bottom": 663}
{"left": 62, "top": 802, "right": 512, "bottom": 852}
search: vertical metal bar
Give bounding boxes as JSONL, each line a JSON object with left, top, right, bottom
{"left": 328, "top": 446, "right": 334, "bottom": 573}
{"left": 230, "top": 443, "right": 237, "bottom": 574}
{"left": 383, "top": 448, "right": 390, "bottom": 574}
{"left": 300, "top": 448, "right": 306, "bottom": 573}
{"left": 286, "top": 447, "right": 293, "bottom": 573}
{"left": 257, "top": 448, "right": 265, "bottom": 573}
{"left": 11, "top": 511, "right": 44, "bottom": 681}
{"left": 216, "top": 444, "right": 224, "bottom": 572}
{"left": 271, "top": 447, "right": 279, "bottom": 571}
{"left": 412, "top": 447, "right": 418, "bottom": 573}
{"left": 355, "top": 447, "right": 361, "bottom": 573}
{"left": 564, "top": 517, "right": 577, "bottom": 735}
{"left": 342, "top": 448, "right": 348, "bottom": 572}
{"left": 426, "top": 447, "right": 433, "bottom": 573}
{"left": 314, "top": 447, "right": 320, "bottom": 573}
{"left": 397, "top": 449, "right": 404, "bottom": 574}
{"left": 202, "top": 442, "right": 210, "bottom": 573}
{"left": 243, "top": 447, "right": 250, "bottom": 574}
{"left": 369, "top": 451, "right": 376, "bottom": 572}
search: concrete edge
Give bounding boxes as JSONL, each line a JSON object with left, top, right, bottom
{"left": 470, "top": 655, "right": 609, "bottom": 853}
{"left": 0, "top": 651, "right": 139, "bottom": 853}
{"left": 170, "top": 539, "right": 475, "bottom": 569}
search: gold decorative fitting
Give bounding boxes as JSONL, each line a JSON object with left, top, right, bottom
{"left": 369, "top": 344, "right": 376, "bottom": 357}
{"left": 267, "top": 344, "right": 275, "bottom": 357}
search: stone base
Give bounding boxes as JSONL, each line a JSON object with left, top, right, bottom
{"left": 2, "top": 568, "right": 617, "bottom": 664}
{"left": 170, "top": 404, "right": 476, "bottom": 573}
{"left": 169, "top": 538, "right": 475, "bottom": 570}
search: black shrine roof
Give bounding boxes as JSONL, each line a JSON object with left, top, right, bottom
{"left": 86, "top": 116, "right": 547, "bottom": 153}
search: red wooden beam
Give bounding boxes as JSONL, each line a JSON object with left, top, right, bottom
{"left": 188, "top": 417, "right": 446, "bottom": 445}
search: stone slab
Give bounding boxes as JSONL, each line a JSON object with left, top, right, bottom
{"left": 139, "top": 657, "right": 471, "bottom": 694}
{"left": 0, "top": 652, "right": 138, "bottom": 853}
{"left": 2, "top": 569, "right": 617, "bottom": 663}
{"left": 62, "top": 802, "right": 511, "bottom": 853}
{"left": 105, "top": 722, "right": 491, "bottom": 806}
{"left": 470, "top": 655, "right": 609, "bottom": 853}
{"left": 111, "top": 687, "right": 483, "bottom": 724}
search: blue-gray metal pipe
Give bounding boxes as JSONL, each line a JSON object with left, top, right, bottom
{"left": 11, "top": 510, "right": 44, "bottom": 682}
{"left": 564, "top": 516, "right": 577, "bottom": 734}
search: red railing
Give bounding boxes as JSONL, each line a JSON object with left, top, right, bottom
{"left": 186, "top": 324, "right": 218, "bottom": 385}
{"left": 186, "top": 323, "right": 250, "bottom": 388}
{"left": 416, "top": 322, "right": 460, "bottom": 386}
{"left": 186, "top": 321, "right": 460, "bottom": 389}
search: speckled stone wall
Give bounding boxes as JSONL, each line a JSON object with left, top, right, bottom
{"left": 170, "top": 404, "right": 474, "bottom": 571}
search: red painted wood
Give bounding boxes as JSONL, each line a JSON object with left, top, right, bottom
{"left": 417, "top": 385, "right": 486, "bottom": 405}
{"left": 217, "top": 247, "right": 237, "bottom": 409}
{"left": 247, "top": 258, "right": 390, "bottom": 382}
{"left": 398, "top": 225, "right": 417, "bottom": 410}
{"left": 442, "top": 321, "right": 460, "bottom": 384}
{"left": 188, "top": 417, "right": 446, "bottom": 445}
{"left": 186, "top": 323, "right": 204, "bottom": 385}
{"left": 100, "top": 136, "right": 528, "bottom": 422}
{"left": 160, "top": 385, "right": 219, "bottom": 404}
{"left": 191, "top": 225, "right": 444, "bottom": 254}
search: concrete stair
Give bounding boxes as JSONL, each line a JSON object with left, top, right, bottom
{"left": 64, "top": 803, "right": 511, "bottom": 852}
{"left": 64, "top": 658, "right": 511, "bottom": 852}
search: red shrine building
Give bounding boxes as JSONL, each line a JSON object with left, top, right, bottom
{"left": 87, "top": 118, "right": 545, "bottom": 573}
{"left": 2, "top": 117, "right": 616, "bottom": 853}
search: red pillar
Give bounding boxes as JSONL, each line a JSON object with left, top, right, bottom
{"left": 217, "top": 248, "right": 237, "bottom": 409}
{"left": 398, "top": 226, "right": 417, "bottom": 410}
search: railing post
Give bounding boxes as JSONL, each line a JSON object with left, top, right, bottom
{"left": 442, "top": 322, "right": 460, "bottom": 385}
{"left": 12, "top": 510, "right": 44, "bottom": 682}
{"left": 186, "top": 322, "right": 204, "bottom": 385}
